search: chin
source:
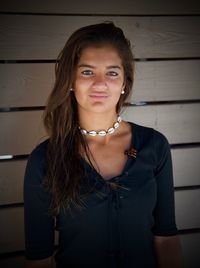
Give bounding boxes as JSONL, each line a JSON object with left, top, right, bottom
{"left": 91, "top": 105, "right": 116, "bottom": 113}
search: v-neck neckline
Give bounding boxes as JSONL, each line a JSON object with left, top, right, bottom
{"left": 82, "top": 122, "right": 136, "bottom": 183}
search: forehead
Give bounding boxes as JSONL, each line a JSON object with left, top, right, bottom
{"left": 78, "top": 45, "right": 123, "bottom": 65}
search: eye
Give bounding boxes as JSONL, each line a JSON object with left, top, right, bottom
{"left": 107, "top": 71, "right": 119, "bottom": 77}
{"left": 81, "top": 70, "right": 93, "bottom": 76}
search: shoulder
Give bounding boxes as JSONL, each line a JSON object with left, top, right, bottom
{"left": 129, "top": 122, "right": 171, "bottom": 168}
{"left": 28, "top": 139, "right": 49, "bottom": 165}
{"left": 24, "top": 139, "right": 49, "bottom": 185}
{"left": 130, "top": 122, "right": 170, "bottom": 148}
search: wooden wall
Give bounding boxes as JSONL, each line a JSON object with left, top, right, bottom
{"left": 0, "top": 0, "right": 200, "bottom": 267}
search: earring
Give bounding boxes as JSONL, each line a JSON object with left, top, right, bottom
{"left": 70, "top": 88, "right": 73, "bottom": 92}
{"left": 121, "top": 89, "right": 125, "bottom": 95}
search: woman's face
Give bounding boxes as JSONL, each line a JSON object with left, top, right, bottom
{"left": 73, "top": 45, "right": 125, "bottom": 115}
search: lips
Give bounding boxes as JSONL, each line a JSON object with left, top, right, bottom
{"left": 89, "top": 92, "right": 108, "bottom": 99}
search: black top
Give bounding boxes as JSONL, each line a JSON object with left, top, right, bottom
{"left": 24, "top": 122, "right": 178, "bottom": 268}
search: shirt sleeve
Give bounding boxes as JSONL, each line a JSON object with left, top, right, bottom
{"left": 152, "top": 130, "right": 178, "bottom": 236}
{"left": 23, "top": 141, "right": 55, "bottom": 259}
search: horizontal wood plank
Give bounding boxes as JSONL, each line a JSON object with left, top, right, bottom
{"left": 0, "top": 160, "right": 27, "bottom": 205}
{"left": 0, "top": 147, "right": 200, "bottom": 205}
{"left": 0, "top": 110, "right": 47, "bottom": 156}
{"left": 0, "top": 15, "right": 200, "bottom": 59}
{"left": 1, "top": 60, "right": 200, "bottom": 107}
{"left": 1, "top": 0, "right": 200, "bottom": 14}
{"left": 0, "top": 190, "right": 199, "bottom": 253}
{"left": 180, "top": 233, "right": 200, "bottom": 268}
{"left": 0, "top": 63, "right": 54, "bottom": 107}
{"left": 175, "top": 189, "right": 200, "bottom": 229}
{"left": 0, "top": 103, "right": 199, "bottom": 155}
{"left": 0, "top": 256, "right": 25, "bottom": 268}
{"left": 0, "top": 207, "right": 24, "bottom": 254}
{"left": 172, "top": 147, "right": 200, "bottom": 187}
{"left": 123, "top": 103, "right": 200, "bottom": 143}
{"left": 132, "top": 60, "right": 200, "bottom": 103}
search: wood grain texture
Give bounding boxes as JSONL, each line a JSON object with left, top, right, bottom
{"left": 0, "top": 110, "right": 47, "bottom": 155}
{"left": 1, "top": 60, "right": 200, "bottom": 107}
{"left": 0, "top": 160, "right": 27, "bottom": 205}
{"left": 0, "top": 256, "right": 25, "bottom": 268}
{"left": 132, "top": 60, "right": 200, "bottom": 102}
{"left": 1, "top": 0, "right": 200, "bottom": 14}
{"left": 180, "top": 233, "right": 200, "bottom": 268}
{"left": 0, "top": 103, "right": 199, "bottom": 155}
{"left": 172, "top": 147, "right": 200, "bottom": 187}
{"left": 123, "top": 103, "right": 200, "bottom": 143}
{"left": 175, "top": 190, "right": 200, "bottom": 229}
{"left": 0, "top": 147, "right": 199, "bottom": 205}
{"left": 0, "top": 15, "right": 200, "bottom": 59}
{"left": 0, "top": 190, "right": 199, "bottom": 253}
{"left": 0, "top": 207, "right": 24, "bottom": 253}
{"left": 0, "top": 63, "right": 54, "bottom": 107}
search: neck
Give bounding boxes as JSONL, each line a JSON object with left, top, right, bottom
{"left": 78, "top": 111, "right": 118, "bottom": 132}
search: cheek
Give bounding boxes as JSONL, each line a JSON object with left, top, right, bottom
{"left": 73, "top": 85, "right": 89, "bottom": 107}
{"left": 111, "top": 83, "right": 123, "bottom": 97}
{"left": 74, "top": 79, "right": 84, "bottom": 95}
{"left": 113, "top": 89, "right": 121, "bottom": 99}
{"left": 74, "top": 78, "right": 91, "bottom": 92}
{"left": 111, "top": 88, "right": 122, "bottom": 105}
{"left": 74, "top": 90, "right": 84, "bottom": 104}
{"left": 108, "top": 77, "right": 124, "bottom": 89}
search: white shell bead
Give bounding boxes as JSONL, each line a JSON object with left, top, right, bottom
{"left": 81, "top": 129, "right": 87, "bottom": 135}
{"left": 114, "top": 122, "right": 119, "bottom": 129}
{"left": 89, "top": 131, "right": 97, "bottom": 136}
{"left": 108, "top": 127, "right": 114, "bottom": 134}
{"left": 118, "top": 116, "right": 122, "bottom": 122}
{"left": 98, "top": 131, "right": 107, "bottom": 136}
{"left": 79, "top": 115, "right": 122, "bottom": 137}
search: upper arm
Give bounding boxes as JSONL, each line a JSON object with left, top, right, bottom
{"left": 24, "top": 143, "right": 55, "bottom": 260}
{"left": 152, "top": 131, "right": 178, "bottom": 236}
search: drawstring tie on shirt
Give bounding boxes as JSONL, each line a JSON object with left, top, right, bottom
{"left": 107, "top": 181, "right": 126, "bottom": 267}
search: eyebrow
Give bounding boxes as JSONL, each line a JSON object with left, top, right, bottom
{"left": 78, "top": 64, "right": 122, "bottom": 69}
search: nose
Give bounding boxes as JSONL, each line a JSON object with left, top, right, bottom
{"left": 92, "top": 74, "right": 107, "bottom": 90}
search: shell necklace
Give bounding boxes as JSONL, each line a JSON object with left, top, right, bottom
{"left": 79, "top": 116, "right": 122, "bottom": 137}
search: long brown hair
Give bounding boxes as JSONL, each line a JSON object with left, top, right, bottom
{"left": 43, "top": 22, "right": 134, "bottom": 215}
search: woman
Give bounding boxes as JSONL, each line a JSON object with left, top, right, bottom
{"left": 24, "top": 22, "right": 183, "bottom": 268}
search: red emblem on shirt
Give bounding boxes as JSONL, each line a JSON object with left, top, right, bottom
{"left": 124, "top": 148, "right": 137, "bottom": 158}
